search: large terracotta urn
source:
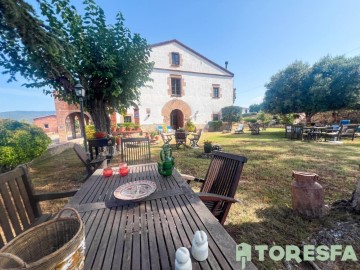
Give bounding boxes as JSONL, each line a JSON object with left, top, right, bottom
{"left": 291, "top": 171, "right": 326, "bottom": 218}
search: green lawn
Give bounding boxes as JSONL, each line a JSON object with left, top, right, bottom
{"left": 30, "top": 128, "right": 360, "bottom": 269}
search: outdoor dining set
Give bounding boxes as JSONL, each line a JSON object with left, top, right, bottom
{"left": 0, "top": 135, "right": 257, "bottom": 269}
{"left": 285, "top": 121, "right": 359, "bottom": 142}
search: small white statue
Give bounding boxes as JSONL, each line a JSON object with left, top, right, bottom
{"left": 175, "top": 247, "right": 192, "bottom": 270}
{"left": 191, "top": 230, "right": 208, "bottom": 261}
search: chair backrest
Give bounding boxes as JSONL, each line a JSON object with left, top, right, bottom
{"left": 341, "top": 125, "right": 357, "bottom": 134}
{"left": 167, "top": 126, "right": 173, "bottom": 133}
{"left": 157, "top": 126, "right": 164, "bottom": 133}
{"left": 160, "top": 133, "right": 169, "bottom": 144}
{"left": 0, "top": 165, "right": 40, "bottom": 248}
{"left": 202, "top": 152, "right": 247, "bottom": 198}
{"left": 175, "top": 132, "right": 186, "bottom": 140}
{"left": 121, "top": 137, "right": 151, "bottom": 165}
{"left": 340, "top": 119, "right": 350, "bottom": 125}
{"left": 73, "top": 144, "right": 89, "bottom": 166}
{"left": 237, "top": 124, "right": 244, "bottom": 131}
{"left": 195, "top": 129, "right": 203, "bottom": 138}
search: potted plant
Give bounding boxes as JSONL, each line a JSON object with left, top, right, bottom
{"left": 177, "top": 127, "right": 185, "bottom": 132}
{"left": 150, "top": 131, "right": 157, "bottom": 140}
{"left": 185, "top": 120, "right": 196, "bottom": 132}
{"left": 134, "top": 124, "right": 141, "bottom": 131}
{"left": 111, "top": 124, "right": 117, "bottom": 133}
{"left": 94, "top": 131, "right": 107, "bottom": 139}
{"left": 204, "top": 140, "right": 212, "bottom": 153}
{"left": 117, "top": 123, "right": 125, "bottom": 132}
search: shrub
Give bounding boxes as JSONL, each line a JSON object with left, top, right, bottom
{"left": 85, "top": 125, "right": 96, "bottom": 139}
{"left": 208, "top": 121, "right": 223, "bottom": 131}
{"left": 243, "top": 117, "right": 257, "bottom": 123}
{"left": 0, "top": 119, "right": 51, "bottom": 172}
{"left": 185, "top": 120, "right": 196, "bottom": 132}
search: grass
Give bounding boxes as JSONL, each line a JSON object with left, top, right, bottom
{"left": 29, "top": 128, "right": 360, "bottom": 269}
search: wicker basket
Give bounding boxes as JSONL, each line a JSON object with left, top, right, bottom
{"left": 0, "top": 208, "right": 85, "bottom": 270}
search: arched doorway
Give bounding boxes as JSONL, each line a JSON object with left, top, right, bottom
{"left": 65, "top": 112, "right": 90, "bottom": 140}
{"left": 170, "top": 109, "right": 184, "bottom": 130}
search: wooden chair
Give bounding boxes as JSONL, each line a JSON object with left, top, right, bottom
{"left": 249, "top": 123, "right": 260, "bottom": 135}
{"left": 324, "top": 125, "right": 344, "bottom": 141}
{"left": 73, "top": 144, "right": 106, "bottom": 179}
{"left": 160, "top": 132, "right": 172, "bottom": 145}
{"left": 0, "top": 165, "right": 78, "bottom": 248}
{"left": 189, "top": 129, "right": 202, "bottom": 148}
{"left": 121, "top": 137, "right": 151, "bottom": 165}
{"left": 175, "top": 131, "right": 187, "bottom": 149}
{"left": 182, "top": 151, "right": 247, "bottom": 225}
{"left": 234, "top": 124, "right": 244, "bottom": 134}
{"left": 340, "top": 125, "right": 358, "bottom": 141}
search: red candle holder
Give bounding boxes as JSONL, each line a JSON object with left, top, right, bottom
{"left": 119, "top": 163, "right": 129, "bottom": 177}
{"left": 103, "top": 167, "right": 113, "bottom": 177}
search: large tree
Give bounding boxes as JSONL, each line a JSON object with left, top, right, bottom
{"left": 0, "top": 0, "right": 153, "bottom": 132}
{"left": 221, "top": 105, "right": 242, "bottom": 127}
{"left": 263, "top": 56, "right": 360, "bottom": 123}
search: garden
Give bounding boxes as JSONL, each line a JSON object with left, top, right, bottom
{"left": 28, "top": 128, "right": 360, "bottom": 269}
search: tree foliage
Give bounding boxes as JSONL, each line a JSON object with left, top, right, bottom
{"left": 0, "top": 119, "right": 51, "bottom": 172}
{"left": 249, "top": 103, "right": 262, "bottom": 113}
{"left": 221, "top": 106, "right": 242, "bottom": 124}
{"left": 0, "top": 0, "right": 153, "bottom": 132}
{"left": 263, "top": 56, "right": 360, "bottom": 122}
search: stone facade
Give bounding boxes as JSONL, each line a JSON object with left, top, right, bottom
{"left": 33, "top": 115, "right": 58, "bottom": 133}
{"left": 115, "top": 40, "right": 235, "bottom": 130}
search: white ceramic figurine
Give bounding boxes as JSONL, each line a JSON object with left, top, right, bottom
{"left": 175, "top": 247, "right": 192, "bottom": 270}
{"left": 191, "top": 230, "right": 208, "bottom": 261}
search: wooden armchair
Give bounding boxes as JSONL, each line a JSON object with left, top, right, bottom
{"left": 340, "top": 125, "right": 358, "bottom": 141}
{"left": 189, "top": 129, "right": 202, "bottom": 148}
{"left": 73, "top": 144, "right": 106, "bottom": 180}
{"left": 160, "top": 132, "right": 172, "bottom": 145}
{"left": 0, "top": 165, "right": 78, "bottom": 248}
{"left": 121, "top": 137, "right": 151, "bottom": 165}
{"left": 175, "top": 131, "right": 187, "bottom": 149}
{"left": 234, "top": 124, "right": 244, "bottom": 134}
{"left": 324, "top": 125, "right": 344, "bottom": 141}
{"left": 182, "top": 151, "right": 247, "bottom": 225}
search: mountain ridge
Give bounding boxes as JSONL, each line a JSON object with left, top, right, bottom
{"left": 0, "top": 111, "right": 56, "bottom": 123}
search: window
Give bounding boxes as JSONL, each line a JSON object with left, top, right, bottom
{"left": 171, "top": 52, "right": 180, "bottom": 66}
{"left": 171, "top": 78, "right": 181, "bottom": 96}
{"left": 124, "top": 116, "right": 132, "bottom": 122}
{"left": 213, "top": 87, "right": 219, "bottom": 98}
{"left": 212, "top": 114, "right": 219, "bottom": 121}
{"left": 44, "top": 124, "right": 49, "bottom": 129}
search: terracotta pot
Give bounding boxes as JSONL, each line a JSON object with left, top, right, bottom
{"left": 291, "top": 171, "right": 325, "bottom": 218}
{"left": 118, "top": 127, "right": 125, "bottom": 132}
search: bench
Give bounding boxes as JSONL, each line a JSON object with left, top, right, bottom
{"left": 0, "top": 165, "right": 78, "bottom": 248}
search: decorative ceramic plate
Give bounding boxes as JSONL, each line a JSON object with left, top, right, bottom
{"left": 114, "top": 180, "right": 157, "bottom": 201}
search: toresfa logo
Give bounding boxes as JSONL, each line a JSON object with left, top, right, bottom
{"left": 236, "top": 243, "right": 358, "bottom": 270}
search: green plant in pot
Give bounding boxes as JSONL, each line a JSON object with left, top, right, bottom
{"left": 150, "top": 131, "right": 157, "bottom": 139}
{"left": 204, "top": 140, "right": 212, "bottom": 153}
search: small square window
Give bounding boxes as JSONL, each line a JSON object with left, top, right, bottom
{"left": 171, "top": 78, "right": 181, "bottom": 96}
{"left": 212, "top": 114, "right": 219, "bottom": 121}
{"left": 171, "top": 52, "right": 180, "bottom": 66}
{"left": 44, "top": 124, "right": 49, "bottom": 129}
{"left": 124, "top": 116, "right": 132, "bottom": 123}
{"left": 213, "top": 87, "right": 219, "bottom": 98}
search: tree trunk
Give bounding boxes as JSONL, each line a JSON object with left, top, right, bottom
{"left": 87, "top": 98, "right": 111, "bottom": 133}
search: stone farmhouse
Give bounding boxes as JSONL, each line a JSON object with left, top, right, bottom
{"left": 114, "top": 39, "right": 235, "bottom": 130}
{"left": 35, "top": 40, "right": 235, "bottom": 142}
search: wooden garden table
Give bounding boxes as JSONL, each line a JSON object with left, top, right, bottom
{"left": 67, "top": 163, "right": 257, "bottom": 270}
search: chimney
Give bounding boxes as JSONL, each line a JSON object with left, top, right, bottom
{"left": 225, "top": 61, "right": 228, "bottom": 69}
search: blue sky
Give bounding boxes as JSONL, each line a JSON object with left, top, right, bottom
{"left": 1, "top": 0, "right": 360, "bottom": 112}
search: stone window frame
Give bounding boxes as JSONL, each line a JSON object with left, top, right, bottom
{"left": 169, "top": 52, "right": 183, "bottom": 67}
{"left": 210, "top": 84, "right": 222, "bottom": 98}
{"left": 212, "top": 113, "right": 220, "bottom": 121}
{"left": 124, "top": 116, "right": 132, "bottom": 122}
{"left": 44, "top": 123, "right": 49, "bottom": 129}
{"left": 168, "top": 74, "right": 186, "bottom": 97}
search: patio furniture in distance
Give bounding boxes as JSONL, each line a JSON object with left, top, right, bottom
{"left": 175, "top": 131, "right": 187, "bottom": 149}
{"left": 340, "top": 124, "right": 358, "bottom": 141}
{"left": 249, "top": 123, "right": 260, "bottom": 135}
{"left": 182, "top": 151, "right": 247, "bottom": 225}
{"left": 160, "top": 132, "right": 172, "bottom": 144}
{"left": 189, "top": 129, "right": 202, "bottom": 148}
{"left": 234, "top": 123, "right": 244, "bottom": 134}
{"left": 65, "top": 163, "right": 256, "bottom": 269}
{"left": 324, "top": 125, "right": 344, "bottom": 142}
{"left": 0, "top": 165, "right": 78, "bottom": 248}
{"left": 120, "top": 137, "right": 151, "bottom": 165}
{"left": 73, "top": 144, "right": 106, "bottom": 179}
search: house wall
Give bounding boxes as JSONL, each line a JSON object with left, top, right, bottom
{"left": 137, "top": 41, "right": 234, "bottom": 127}
{"left": 33, "top": 115, "right": 58, "bottom": 133}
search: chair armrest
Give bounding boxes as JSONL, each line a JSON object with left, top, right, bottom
{"left": 90, "top": 157, "right": 106, "bottom": 165}
{"left": 197, "top": 192, "right": 240, "bottom": 204}
{"left": 33, "top": 190, "right": 78, "bottom": 201}
{"left": 180, "top": 174, "right": 205, "bottom": 183}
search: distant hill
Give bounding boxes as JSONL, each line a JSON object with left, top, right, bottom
{"left": 0, "top": 111, "right": 56, "bottom": 123}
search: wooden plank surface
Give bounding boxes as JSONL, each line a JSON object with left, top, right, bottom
{"left": 67, "top": 163, "right": 257, "bottom": 270}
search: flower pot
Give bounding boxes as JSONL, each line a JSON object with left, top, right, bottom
{"left": 94, "top": 132, "right": 107, "bottom": 139}
{"left": 118, "top": 127, "right": 125, "bottom": 132}
{"left": 204, "top": 144, "right": 212, "bottom": 153}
